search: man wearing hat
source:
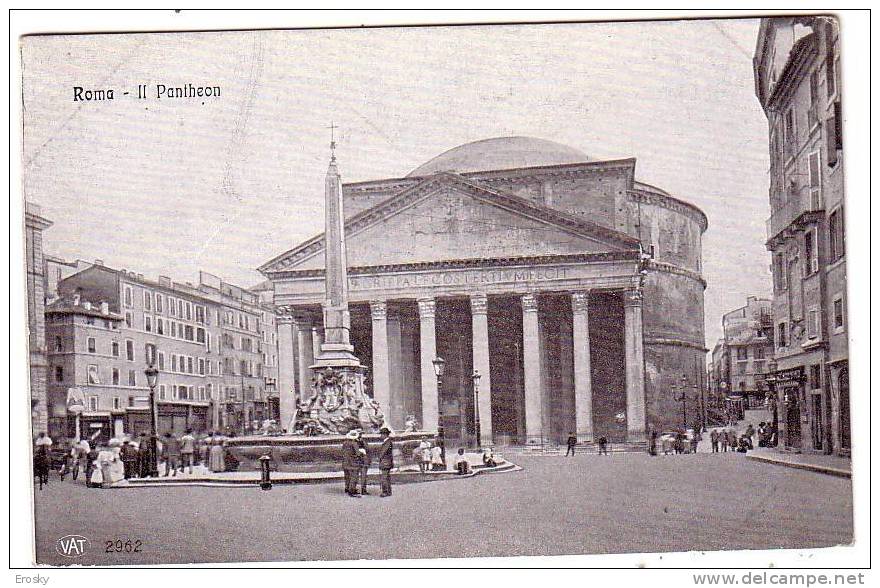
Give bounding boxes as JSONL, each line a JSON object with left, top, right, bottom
{"left": 378, "top": 426, "right": 394, "bottom": 498}
{"left": 341, "top": 429, "right": 362, "bottom": 497}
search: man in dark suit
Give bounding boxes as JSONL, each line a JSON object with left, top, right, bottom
{"left": 378, "top": 426, "right": 394, "bottom": 498}
{"left": 342, "top": 429, "right": 362, "bottom": 497}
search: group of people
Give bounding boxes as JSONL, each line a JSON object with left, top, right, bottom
{"left": 341, "top": 426, "right": 394, "bottom": 498}
{"left": 417, "top": 438, "right": 446, "bottom": 473}
{"left": 33, "top": 428, "right": 233, "bottom": 489}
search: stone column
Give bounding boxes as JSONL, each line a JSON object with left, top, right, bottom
{"left": 624, "top": 288, "right": 647, "bottom": 442}
{"left": 522, "top": 294, "right": 544, "bottom": 444}
{"left": 311, "top": 326, "right": 324, "bottom": 362}
{"left": 387, "top": 313, "right": 404, "bottom": 429}
{"left": 295, "top": 316, "right": 315, "bottom": 401}
{"left": 418, "top": 298, "right": 439, "bottom": 431}
{"left": 571, "top": 292, "right": 593, "bottom": 442}
{"left": 470, "top": 293, "right": 493, "bottom": 444}
{"left": 370, "top": 301, "right": 392, "bottom": 416}
{"left": 276, "top": 310, "right": 297, "bottom": 431}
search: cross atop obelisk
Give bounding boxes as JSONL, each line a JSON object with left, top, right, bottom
{"left": 314, "top": 123, "right": 360, "bottom": 366}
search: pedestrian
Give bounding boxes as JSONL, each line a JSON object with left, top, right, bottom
{"left": 710, "top": 428, "right": 719, "bottom": 453}
{"left": 565, "top": 431, "right": 577, "bottom": 456}
{"left": 378, "top": 426, "right": 394, "bottom": 498}
{"left": 162, "top": 432, "right": 181, "bottom": 477}
{"left": 121, "top": 440, "right": 138, "bottom": 479}
{"left": 209, "top": 437, "right": 225, "bottom": 472}
{"left": 418, "top": 439, "right": 432, "bottom": 474}
{"left": 85, "top": 444, "right": 98, "bottom": 487}
{"left": 720, "top": 430, "right": 729, "bottom": 452}
{"left": 649, "top": 429, "right": 658, "bottom": 456}
{"left": 482, "top": 446, "right": 498, "bottom": 467}
{"left": 72, "top": 437, "right": 90, "bottom": 481}
{"left": 430, "top": 444, "right": 444, "bottom": 471}
{"left": 33, "top": 443, "right": 50, "bottom": 490}
{"left": 137, "top": 433, "right": 153, "bottom": 477}
{"left": 342, "top": 429, "right": 362, "bottom": 497}
{"left": 689, "top": 430, "right": 700, "bottom": 454}
{"left": 454, "top": 448, "right": 471, "bottom": 475}
{"left": 597, "top": 436, "right": 608, "bottom": 455}
{"left": 180, "top": 428, "right": 196, "bottom": 474}
{"left": 745, "top": 423, "right": 756, "bottom": 449}
{"left": 356, "top": 430, "right": 371, "bottom": 495}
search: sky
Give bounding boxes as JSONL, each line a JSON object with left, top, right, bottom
{"left": 21, "top": 18, "right": 770, "bottom": 348}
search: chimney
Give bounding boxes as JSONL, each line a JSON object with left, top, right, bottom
{"left": 83, "top": 301, "right": 92, "bottom": 310}
{"left": 72, "top": 293, "right": 81, "bottom": 306}
{"left": 159, "top": 276, "right": 171, "bottom": 287}
{"left": 94, "top": 259, "right": 104, "bottom": 266}
{"left": 137, "top": 273, "right": 144, "bottom": 280}
{"left": 100, "top": 302, "right": 109, "bottom": 315}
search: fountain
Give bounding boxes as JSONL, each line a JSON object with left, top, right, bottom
{"left": 225, "top": 127, "right": 435, "bottom": 472}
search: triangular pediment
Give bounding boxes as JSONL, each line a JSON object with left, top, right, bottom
{"left": 260, "top": 173, "right": 639, "bottom": 274}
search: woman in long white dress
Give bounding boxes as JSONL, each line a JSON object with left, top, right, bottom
{"left": 209, "top": 438, "right": 225, "bottom": 472}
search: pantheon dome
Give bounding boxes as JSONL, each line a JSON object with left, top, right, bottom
{"left": 407, "top": 136, "right": 595, "bottom": 177}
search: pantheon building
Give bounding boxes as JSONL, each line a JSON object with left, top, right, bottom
{"left": 261, "top": 137, "right": 707, "bottom": 446}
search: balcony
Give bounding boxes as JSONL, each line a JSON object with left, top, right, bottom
{"left": 766, "top": 188, "right": 824, "bottom": 246}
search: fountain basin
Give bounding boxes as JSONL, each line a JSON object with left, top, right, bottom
{"left": 224, "top": 431, "right": 437, "bottom": 473}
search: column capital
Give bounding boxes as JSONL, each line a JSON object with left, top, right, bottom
{"left": 276, "top": 306, "right": 296, "bottom": 325}
{"left": 369, "top": 300, "right": 388, "bottom": 320}
{"left": 521, "top": 293, "right": 539, "bottom": 313}
{"left": 571, "top": 291, "right": 591, "bottom": 313}
{"left": 624, "top": 288, "right": 643, "bottom": 307}
{"left": 470, "top": 293, "right": 488, "bottom": 315}
{"left": 417, "top": 297, "right": 436, "bottom": 319}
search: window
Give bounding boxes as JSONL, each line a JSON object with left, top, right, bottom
{"left": 111, "top": 341, "right": 120, "bottom": 357}
{"left": 206, "top": 332, "right": 212, "bottom": 352}
{"left": 755, "top": 346, "right": 766, "bottom": 360}
{"left": 129, "top": 370, "right": 136, "bottom": 386}
{"left": 804, "top": 229, "right": 818, "bottom": 275}
{"left": 159, "top": 385, "right": 166, "bottom": 400}
{"left": 207, "top": 361, "right": 213, "bottom": 375}
{"left": 185, "top": 302, "right": 192, "bottom": 321}
{"left": 144, "top": 290, "right": 152, "bottom": 311}
{"left": 157, "top": 351, "right": 165, "bottom": 371}
{"left": 196, "top": 305, "right": 205, "bottom": 324}
{"left": 773, "top": 253, "right": 787, "bottom": 291}
{"left": 145, "top": 343, "right": 157, "bottom": 366}
{"left": 187, "top": 356, "right": 194, "bottom": 374}
{"left": 777, "top": 322, "right": 787, "bottom": 348}
{"left": 178, "top": 299, "right": 185, "bottom": 319}
{"left": 808, "top": 69, "right": 819, "bottom": 128}
{"left": 218, "top": 361, "right": 224, "bottom": 376}
{"left": 196, "top": 327, "right": 205, "bottom": 343}
{"left": 736, "top": 347, "right": 748, "bottom": 361}
{"left": 55, "top": 366, "right": 64, "bottom": 382}
{"left": 206, "top": 383, "right": 213, "bottom": 400}
{"left": 171, "top": 355, "right": 178, "bottom": 373}
{"left": 128, "top": 396, "right": 135, "bottom": 407}
{"left": 826, "top": 21, "right": 836, "bottom": 98}
{"left": 124, "top": 285, "right": 133, "bottom": 308}
{"left": 808, "top": 151, "right": 822, "bottom": 210}
{"left": 829, "top": 208, "right": 845, "bottom": 261}
{"left": 87, "top": 364, "right": 100, "bottom": 384}
{"left": 87, "top": 337, "right": 96, "bottom": 353}
{"left": 55, "top": 336, "right": 63, "bottom": 352}
{"left": 170, "top": 321, "right": 177, "bottom": 338}
{"left": 112, "top": 368, "right": 120, "bottom": 385}
{"left": 784, "top": 107, "right": 796, "bottom": 159}
{"left": 809, "top": 365, "right": 822, "bottom": 390}
{"left": 88, "top": 396, "right": 99, "bottom": 411}
{"left": 198, "top": 358, "right": 206, "bottom": 376}
{"left": 157, "top": 317, "right": 164, "bottom": 335}
{"left": 833, "top": 297, "right": 845, "bottom": 332}
{"left": 145, "top": 315, "right": 152, "bottom": 333}
{"left": 807, "top": 308, "right": 820, "bottom": 339}
{"left": 125, "top": 312, "right": 132, "bottom": 328}
{"left": 169, "top": 297, "right": 177, "bottom": 317}
{"left": 125, "top": 339, "right": 135, "bottom": 361}
{"left": 113, "top": 397, "right": 121, "bottom": 410}
{"left": 198, "top": 386, "right": 206, "bottom": 401}
{"left": 156, "top": 294, "right": 163, "bottom": 314}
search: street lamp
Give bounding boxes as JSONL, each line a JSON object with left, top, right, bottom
{"left": 472, "top": 370, "right": 482, "bottom": 448}
{"left": 432, "top": 356, "right": 446, "bottom": 458}
{"left": 677, "top": 375, "right": 689, "bottom": 428}
{"left": 143, "top": 361, "right": 160, "bottom": 477}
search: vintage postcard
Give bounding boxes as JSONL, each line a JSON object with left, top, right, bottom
{"left": 13, "top": 10, "right": 866, "bottom": 572}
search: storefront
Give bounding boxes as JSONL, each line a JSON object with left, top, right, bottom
{"left": 775, "top": 367, "right": 805, "bottom": 451}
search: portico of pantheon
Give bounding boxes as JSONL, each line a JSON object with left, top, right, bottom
{"left": 260, "top": 137, "right": 708, "bottom": 445}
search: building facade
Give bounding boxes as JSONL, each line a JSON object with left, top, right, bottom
{"left": 754, "top": 16, "right": 848, "bottom": 455}
{"left": 262, "top": 136, "right": 708, "bottom": 446}
{"left": 708, "top": 297, "right": 774, "bottom": 418}
{"left": 25, "top": 202, "right": 53, "bottom": 436}
{"left": 46, "top": 263, "right": 279, "bottom": 442}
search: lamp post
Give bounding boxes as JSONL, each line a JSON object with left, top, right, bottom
{"left": 143, "top": 362, "right": 160, "bottom": 477}
{"left": 472, "top": 370, "right": 482, "bottom": 448}
{"left": 432, "top": 357, "right": 446, "bottom": 458}
{"left": 677, "top": 375, "right": 689, "bottom": 428}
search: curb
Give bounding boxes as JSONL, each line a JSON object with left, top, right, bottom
{"left": 111, "top": 462, "right": 521, "bottom": 489}
{"left": 746, "top": 453, "right": 851, "bottom": 478}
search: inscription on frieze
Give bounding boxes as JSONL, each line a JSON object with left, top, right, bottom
{"left": 349, "top": 266, "right": 570, "bottom": 291}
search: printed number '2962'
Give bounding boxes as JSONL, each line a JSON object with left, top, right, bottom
{"left": 105, "top": 539, "right": 142, "bottom": 553}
